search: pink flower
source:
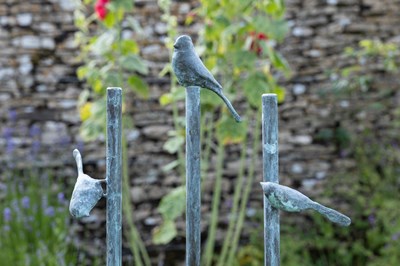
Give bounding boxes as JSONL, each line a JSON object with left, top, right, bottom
{"left": 95, "top": 0, "right": 110, "bottom": 20}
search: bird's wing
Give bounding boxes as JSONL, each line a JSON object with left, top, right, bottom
{"left": 189, "top": 52, "right": 223, "bottom": 89}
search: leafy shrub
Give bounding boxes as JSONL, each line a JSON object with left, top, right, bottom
{"left": 238, "top": 39, "right": 400, "bottom": 265}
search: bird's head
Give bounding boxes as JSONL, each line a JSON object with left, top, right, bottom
{"left": 260, "top": 182, "right": 275, "bottom": 196}
{"left": 173, "top": 35, "right": 193, "bottom": 51}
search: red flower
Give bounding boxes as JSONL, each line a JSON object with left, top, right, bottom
{"left": 95, "top": 0, "right": 109, "bottom": 20}
{"left": 249, "top": 31, "right": 269, "bottom": 56}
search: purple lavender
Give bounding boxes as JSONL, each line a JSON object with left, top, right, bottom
{"left": 368, "top": 214, "right": 376, "bottom": 226}
{"left": 44, "top": 206, "right": 55, "bottom": 217}
{"left": 0, "top": 183, "right": 7, "bottom": 192}
{"left": 21, "top": 196, "right": 30, "bottom": 209}
{"left": 31, "top": 139, "right": 41, "bottom": 155}
{"left": 8, "top": 109, "right": 17, "bottom": 122}
{"left": 59, "top": 136, "right": 71, "bottom": 147}
{"left": 3, "top": 127, "right": 13, "bottom": 139}
{"left": 391, "top": 232, "right": 400, "bottom": 241}
{"left": 29, "top": 125, "right": 41, "bottom": 137}
{"left": 57, "top": 192, "right": 66, "bottom": 205}
{"left": 3, "top": 207, "right": 11, "bottom": 222}
{"left": 3, "top": 127, "right": 15, "bottom": 154}
{"left": 76, "top": 140, "right": 85, "bottom": 153}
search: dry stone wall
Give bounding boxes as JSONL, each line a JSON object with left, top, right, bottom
{"left": 1, "top": 0, "right": 400, "bottom": 263}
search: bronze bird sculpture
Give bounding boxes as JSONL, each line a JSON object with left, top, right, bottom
{"left": 69, "top": 149, "right": 105, "bottom": 218}
{"left": 172, "top": 35, "right": 241, "bottom": 122}
{"left": 261, "top": 182, "right": 351, "bottom": 226}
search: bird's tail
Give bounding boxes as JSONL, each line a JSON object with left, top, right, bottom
{"left": 210, "top": 88, "right": 241, "bottom": 122}
{"left": 311, "top": 202, "right": 351, "bottom": 227}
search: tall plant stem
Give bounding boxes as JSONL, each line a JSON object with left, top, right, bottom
{"left": 216, "top": 107, "right": 251, "bottom": 266}
{"left": 172, "top": 100, "right": 186, "bottom": 182}
{"left": 227, "top": 108, "right": 262, "bottom": 265}
{"left": 122, "top": 135, "right": 151, "bottom": 266}
{"left": 200, "top": 113, "right": 214, "bottom": 181}
{"left": 202, "top": 139, "right": 225, "bottom": 266}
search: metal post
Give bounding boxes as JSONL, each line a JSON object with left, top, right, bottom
{"left": 186, "top": 86, "right": 201, "bottom": 266}
{"left": 106, "top": 87, "right": 122, "bottom": 266}
{"left": 262, "top": 94, "right": 280, "bottom": 266}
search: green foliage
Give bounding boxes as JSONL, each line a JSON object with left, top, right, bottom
{"left": 240, "top": 138, "right": 400, "bottom": 266}
{"left": 73, "top": 1, "right": 150, "bottom": 265}
{"left": 0, "top": 169, "right": 75, "bottom": 265}
{"left": 315, "top": 126, "right": 351, "bottom": 150}
{"left": 330, "top": 39, "right": 399, "bottom": 95}
{"left": 197, "top": 0, "right": 291, "bottom": 106}
{"left": 154, "top": 1, "right": 291, "bottom": 265}
{"left": 152, "top": 186, "right": 185, "bottom": 244}
{"left": 74, "top": 0, "right": 149, "bottom": 140}
{"left": 238, "top": 39, "right": 400, "bottom": 266}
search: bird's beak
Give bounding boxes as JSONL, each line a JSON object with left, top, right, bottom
{"left": 173, "top": 44, "right": 177, "bottom": 49}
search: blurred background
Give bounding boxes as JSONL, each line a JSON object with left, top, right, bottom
{"left": 0, "top": 0, "right": 400, "bottom": 265}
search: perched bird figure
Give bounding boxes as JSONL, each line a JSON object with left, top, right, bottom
{"left": 172, "top": 35, "right": 241, "bottom": 122}
{"left": 69, "top": 149, "right": 105, "bottom": 218}
{"left": 260, "top": 182, "right": 351, "bottom": 227}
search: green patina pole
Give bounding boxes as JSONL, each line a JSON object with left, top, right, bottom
{"left": 260, "top": 94, "right": 351, "bottom": 266}
{"left": 106, "top": 87, "right": 122, "bottom": 266}
{"left": 262, "top": 94, "right": 280, "bottom": 266}
{"left": 171, "top": 35, "right": 242, "bottom": 266}
{"left": 186, "top": 86, "right": 201, "bottom": 266}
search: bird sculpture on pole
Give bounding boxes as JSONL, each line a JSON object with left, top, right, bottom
{"left": 172, "top": 35, "right": 241, "bottom": 122}
{"left": 260, "top": 182, "right": 351, "bottom": 227}
{"left": 69, "top": 149, "right": 105, "bottom": 218}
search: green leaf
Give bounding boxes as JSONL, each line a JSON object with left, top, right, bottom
{"left": 163, "top": 135, "right": 184, "bottom": 154}
{"left": 120, "top": 55, "right": 149, "bottom": 75}
{"left": 216, "top": 114, "right": 247, "bottom": 145}
{"left": 152, "top": 220, "right": 177, "bottom": 245}
{"left": 242, "top": 74, "right": 269, "bottom": 108}
{"left": 120, "top": 39, "right": 139, "bottom": 55}
{"left": 113, "top": 0, "right": 133, "bottom": 10}
{"left": 76, "top": 66, "right": 88, "bottom": 80}
{"left": 103, "top": 72, "right": 120, "bottom": 89}
{"left": 78, "top": 89, "right": 90, "bottom": 107}
{"left": 74, "top": 10, "right": 86, "bottom": 30}
{"left": 91, "top": 31, "right": 115, "bottom": 55}
{"left": 171, "top": 87, "right": 186, "bottom": 100}
{"left": 157, "top": 186, "right": 186, "bottom": 220}
{"left": 159, "top": 93, "right": 173, "bottom": 106}
{"left": 125, "top": 16, "right": 143, "bottom": 35}
{"left": 273, "top": 85, "right": 286, "bottom": 103}
{"left": 103, "top": 12, "right": 116, "bottom": 28}
{"left": 255, "top": 18, "right": 288, "bottom": 42}
{"left": 127, "top": 75, "right": 149, "bottom": 98}
{"left": 265, "top": 0, "right": 286, "bottom": 17}
{"left": 263, "top": 45, "right": 291, "bottom": 76}
{"left": 232, "top": 50, "right": 257, "bottom": 69}
{"left": 79, "top": 118, "right": 104, "bottom": 141}
{"left": 200, "top": 89, "right": 222, "bottom": 108}
{"left": 159, "top": 64, "right": 172, "bottom": 77}
{"left": 161, "top": 160, "right": 180, "bottom": 172}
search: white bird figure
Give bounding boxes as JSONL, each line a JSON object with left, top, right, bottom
{"left": 69, "top": 149, "right": 105, "bottom": 218}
